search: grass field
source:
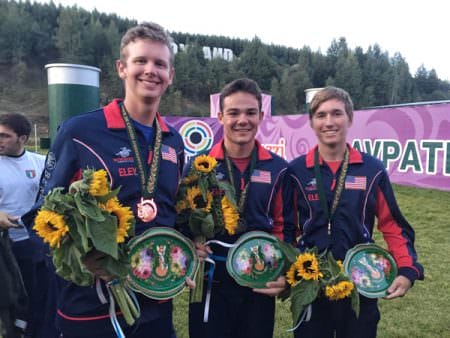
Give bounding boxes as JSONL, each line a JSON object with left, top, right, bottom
{"left": 172, "top": 185, "right": 450, "bottom": 337}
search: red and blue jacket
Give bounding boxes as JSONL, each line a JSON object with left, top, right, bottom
{"left": 185, "top": 140, "right": 296, "bottom": 261}
{"left": 24, "top": 99, "right": 184, "bottom": 334}
{"left": 289, "top": 144, "right": 424, "bottom": 283}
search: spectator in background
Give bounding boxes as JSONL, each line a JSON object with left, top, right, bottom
{"left": 0, "top": 113, "right": 46, "bottom": 337}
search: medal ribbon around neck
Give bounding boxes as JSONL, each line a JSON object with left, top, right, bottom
{"left": 223, "top": 144, "right": 258, "bottom": 229}
{"left": 121, "top": 104, "right": 162, "bottom": 222}
{"left": 313, "top": 147, "right": 349, "bottom": 235}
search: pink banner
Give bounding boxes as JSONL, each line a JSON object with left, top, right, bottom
{"left": 166, "top": 102, "right": 450, "bottom": 191}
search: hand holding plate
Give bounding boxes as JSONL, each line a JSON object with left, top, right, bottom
{"left": 385, "top": 275, "right": 411, "bottom": 299}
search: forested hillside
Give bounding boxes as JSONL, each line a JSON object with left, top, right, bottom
{"left": 1, "top": 0, "right": 449, "bottom": 123}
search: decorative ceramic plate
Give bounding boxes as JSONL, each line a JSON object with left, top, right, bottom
{"left": 126, "top": 227, "right": 199, "bottom": 300}
{"left": 226, "top": 231, "right": 285, "bottom": 288}
{"left": 343, "top": 243, "right": 397, "bottom": 298}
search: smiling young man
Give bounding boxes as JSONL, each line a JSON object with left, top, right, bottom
{"left": 289, "top": 86, "right": 424, "bottom": 338}
{"left": 23, "top": 22, "right": 184, "bottom": 338}
{"left": 188, "top": 78, "right": 295, "bottom": 338}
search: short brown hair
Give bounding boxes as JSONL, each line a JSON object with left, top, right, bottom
{"left": 309, "top": 86, "right": 354, "bottom": 122}
{"left": 0, "top": 113, "right": 31, "bottom": 138}
{"left": 120, "top": 22, "right": 174, "bottom": 65}
{"left": 219, "top": 78, "right": 262, "bottom": 112}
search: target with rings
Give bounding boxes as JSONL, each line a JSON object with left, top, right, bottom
{"left": 179, "top": 120, "right": 214, "bottom": 156}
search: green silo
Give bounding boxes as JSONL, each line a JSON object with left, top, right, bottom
{"left": 45, "top": 63, "right": 101, "bottom": 144}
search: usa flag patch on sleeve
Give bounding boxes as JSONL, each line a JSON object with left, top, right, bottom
{"left": 251, "top": 170, "right": 271, "bottom": 184}
{"left": 345, "top": 175, "right": 367, "bottom": 190}
{"left": 161, "top": 145, "right": 178, "bottom": 164}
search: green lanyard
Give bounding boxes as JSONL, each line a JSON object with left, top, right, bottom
{"left": 120, "top": 104, "right": 162, "bottom": 200}
{"left": 313, "top": 147, "right": 349, "bottom": 235}
{"left": 223, "top": 145, "right": 258, "bottom": 225}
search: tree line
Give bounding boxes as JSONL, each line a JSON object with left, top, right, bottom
{"left": 1, "top": 0, "right": 449, "bottom": 116}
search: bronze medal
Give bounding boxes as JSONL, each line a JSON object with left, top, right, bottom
{"left": 121, "top": 104, "right": 163, "bottom": 224}
{"left": 137, "top": 197, "right": 158, "bottom": 222}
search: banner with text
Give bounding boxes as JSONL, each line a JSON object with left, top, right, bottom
{"left": 166, "top": 102, "right": 450, "bottom": 191}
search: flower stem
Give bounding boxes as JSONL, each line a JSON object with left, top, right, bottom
{"left": 110, "top": 281, "right": 136, "bottom": 326}
{"left": 190, "top": 260, "right": 205, "bottom": 303}
{"left": 190, "top": 235, "right": 206, "bottom": 304}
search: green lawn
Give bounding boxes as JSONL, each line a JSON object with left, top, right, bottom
{"left": 173, "top": 185, "right": 449, "bottom": 337}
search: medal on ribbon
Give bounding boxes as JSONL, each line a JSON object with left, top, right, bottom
{"left": 121, "top": 105, "right": 163, "bottom": 223}
{"left": 137, "top": 197, "right": 158, "bottom": 222}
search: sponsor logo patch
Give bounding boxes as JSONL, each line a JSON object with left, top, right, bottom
{"left": 305, "top": 178, "right": 317, "bottom": 191}
{"left": 114, "top": 147, "right": 134, "bottom": 163}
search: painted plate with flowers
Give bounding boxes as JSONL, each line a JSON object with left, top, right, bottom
{"left": 226, "top": 231, "right": 285, "bottom": 288}
{"left": 343, "top": 243, "right": 397, "bottom": 298}
{"left": 126, "top": 227, "right": 199, "bottom": 300}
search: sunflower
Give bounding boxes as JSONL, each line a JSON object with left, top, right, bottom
{"left": 89, "top": 169, "right": 109, "bottom": 196}
{"left": 294, "top": 252, "right": 323, "bottom": 281}
{"left": 186, "top": 186, "right": 213, "bottom": 212}
{"left": 193, "top": 155, "right": 217, "bottom": 173}
{"left": 286, "top": 263, "right": 302, "bottom": 286}
{"left": 325, "top": 280, "right": 354, "bottom": 301}
{"left": 33, "top": 210, "right": 69, "bottom": 248}
{"left": 102, "top": 197, "right": 134, "bottom": 243}
{"left": 221, "top": 196, "right": 239, "bottom": 235}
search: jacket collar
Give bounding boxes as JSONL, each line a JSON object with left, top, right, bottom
{"left": 209, "top": 139, "right": 272, "bottom": 161}
{"left": 103, "top": 99, "right": 170, "bottom": 132}
{"left": 305, "top": 143, "right": 363, "bottom": 168}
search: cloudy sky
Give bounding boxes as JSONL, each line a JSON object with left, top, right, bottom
{"left": 35, "top": 0, "right": 450, "bottom": 81}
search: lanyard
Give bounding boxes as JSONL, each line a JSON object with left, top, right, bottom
{"left": 223, "top": 145, "right": 258, "bottom": 219}
{"left": 120, "top": 104, "right": 162, "bottom": 199}
{"left": 313, "top": 147, "right": 349, "bottom": 235}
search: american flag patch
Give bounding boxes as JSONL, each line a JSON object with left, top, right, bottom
{"left": 251, "top": 170, "right": 271, "bottom": 184}
{"left": 345, "top": 176, "right": 367, "bottom": 190}
{"left": 161, "top": 145, "right": 177, "bottom": 164}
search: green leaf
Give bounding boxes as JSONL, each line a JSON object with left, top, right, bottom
{"left": 71, "top": 212, "right": 91, "bottom": 254}
{"left": 351, "top": 286, "right": 360, "bottom": 318}
{"left": 73, "top": 191, "right": 105, "bottom": 222}
{"left": 218, "top": 181, "right": 237, "bottom": 205}
{"left": 277, "top": 240, "right": 300, "bottom": 264}
{"left": 200, "top": 214, "right": 215, "bottom": 238}
{"left": 327, "top": 251, "right": 342, "bottom": 276}
{"left": 290, "top": 280, "right": 320, "bottom": 325}
{"left": 198, "top": 177, "right": 209, "bottom": 198}
{"left": 53, "top": 243, "right": 93, "bottom": 286}
{"left": 87, "top": 212, "right": 118, "bottom": 259}
{"left": 290, "top": 293, "right": 306, "bottom": 326}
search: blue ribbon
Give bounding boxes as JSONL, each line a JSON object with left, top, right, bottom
{"left": 106, "top": 279, "right": 126, "bottom": 338}
{"left": 203, "top": 254, "right": 227, "bottom": 323}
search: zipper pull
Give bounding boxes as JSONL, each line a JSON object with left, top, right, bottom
{"left": 328, "top": 221, "right": 331, "bottom": 235}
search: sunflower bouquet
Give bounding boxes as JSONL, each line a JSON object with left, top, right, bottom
{"left": 175, "top": 154, "right": 240, "bottom": 302}
{"left": 33, "top": 169, "right": 139, "bottom": 326}
{"left": 277, "top": 241, "right": 359, "bottom": 330}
